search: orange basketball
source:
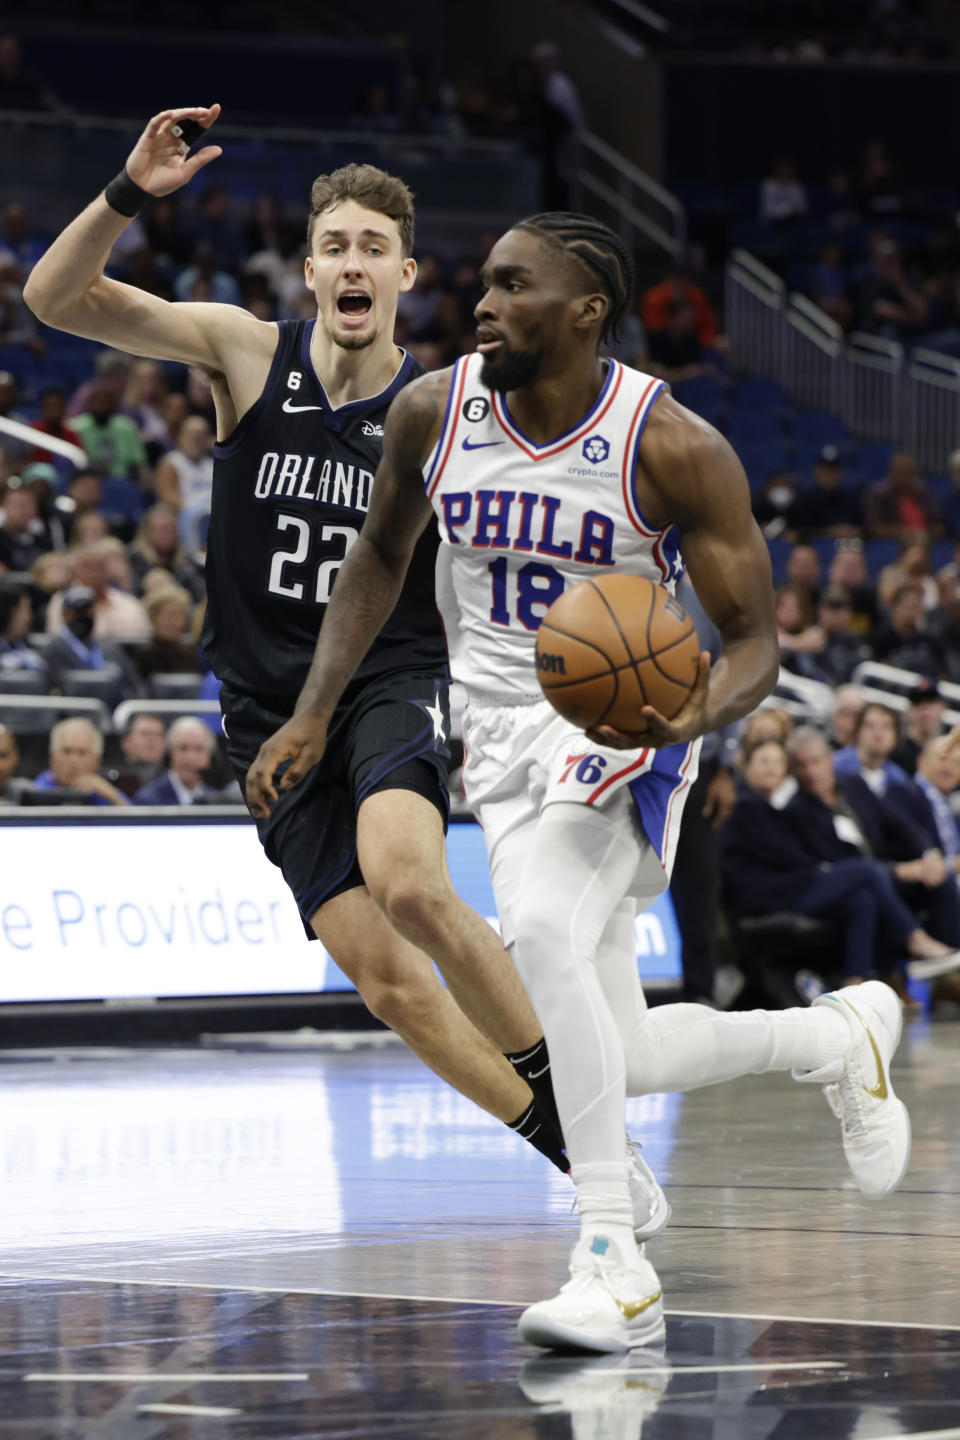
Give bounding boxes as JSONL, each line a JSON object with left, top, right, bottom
{"left": 535, "top": 574, "right": 700, "bottom": 730}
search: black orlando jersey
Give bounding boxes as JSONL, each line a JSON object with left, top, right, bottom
{"left": 203, "top": 318, "right": 447, "bottom": 702}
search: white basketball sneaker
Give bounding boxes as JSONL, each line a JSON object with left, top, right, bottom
{"left": 517, "top": 1234, "right": 666, "bottom": 1354}
{"left": 627, "top": 1139, "right": 671, "bottom": 1241}
{"left": 795, "top": 980, "right": 911, "bottom": 1200}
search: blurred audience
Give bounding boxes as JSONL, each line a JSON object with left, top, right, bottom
{"left": 133, "top": 716, "right": 218, "bottom": 805}
{"left": 32, "top": 716, "right": 129, "bottom": 806}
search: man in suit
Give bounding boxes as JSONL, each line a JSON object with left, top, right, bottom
{"left": 133, "top": 715, "right": 218, "bottom": 805}
{"left": 787, "top": 724, "right": 960, "bottom": 979}
{"left": 45, "top": 584, "right": 141, "bottom": 711}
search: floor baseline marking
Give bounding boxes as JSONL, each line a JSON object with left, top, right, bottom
{"left": 138, "top": 1403, "right": 243, "bottom": 1418}
{"left": 25, "top": 1373, "right": 309, "bottom": 1384}
{"left": 650, "top": 1361, "right": 845, "bottom": 1376}
{"left": 5, "top": 1272, "right": 960, "bottom": 1333}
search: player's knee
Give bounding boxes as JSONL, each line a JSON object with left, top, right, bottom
{"left": 375, "top": 869, "right": 449, "bottom": 943}
{"left": 359, "top": 967, "right": 441, "bottom": 1035}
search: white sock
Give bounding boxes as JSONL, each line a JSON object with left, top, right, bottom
{"left": 571, "top": 1161, "right": 640, "bottom": 1266}
{"left": 623, "top": 1002, "right": 852, "bottom": 1095}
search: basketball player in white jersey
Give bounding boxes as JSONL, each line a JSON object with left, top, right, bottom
{"left": 247, "top": 212, "right": 912, "bottom": 1354}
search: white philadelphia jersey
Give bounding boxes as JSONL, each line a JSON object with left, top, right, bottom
{"left": 423, "top": 353, "right": 680, "bottom": 704}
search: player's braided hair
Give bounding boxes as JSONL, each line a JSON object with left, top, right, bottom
{"left": 513, "top": 212, "right": 635, "bottom": 344}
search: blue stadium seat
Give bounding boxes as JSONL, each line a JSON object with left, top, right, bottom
{"left": 727, "top": 411, "right": 785, "bottom": 442}
{"left": 811, "top": 536, "right": 841, "bottom": 572}
{"left": 792, "top": 411, "right": 851, "bottom": 446}
{"left": 766, "top": 535, "right": 792, "bottom": 583}
{"left": 864, "top": 539, "right": 902, "bottom": 576}
{"left": 856, "top": 442, "right": 896, "bottom": 478}
{"left": 733, "top": 439, "right": 791, "bottom": 490}
{"left": 735, "top": 376, "right": 790, "bottom": 412}
{"left": 729, "top": 218, "right": 787, "bottom": 258}
{"left": 670, "top": 376, "right": 730, "bottom": 415}
{"left": 100, "top": 477, "right": 149, "bottom": 521}
{"left": 931, "top": 538, "right": 956, "bottom": 570}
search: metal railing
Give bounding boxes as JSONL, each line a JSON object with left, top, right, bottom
{"left": 571, "top": 132, "right": 687, "bottom": 259}
{"left": 726, "top": 253, "right": 960, "bottom": 468}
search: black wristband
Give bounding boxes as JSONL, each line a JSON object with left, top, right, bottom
{"left": 104, "top": 166, "right": 150, "bottom": 218}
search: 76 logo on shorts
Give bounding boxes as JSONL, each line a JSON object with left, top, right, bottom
{"left": 559, "top": 753, "right": 608, "bottom": 786}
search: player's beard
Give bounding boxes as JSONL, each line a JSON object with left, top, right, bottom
{"left": 331, "top": 325, "right": 378, "bottom": 352}
{"left": 480, "top": 344, "right": 545, "bottom": 392}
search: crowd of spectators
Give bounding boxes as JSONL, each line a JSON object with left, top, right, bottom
{"left": 719, "top": 687, "right": 960, "bottom": 1008}
{"left": 717, "top": 140, "right": 960, "bottom": 353}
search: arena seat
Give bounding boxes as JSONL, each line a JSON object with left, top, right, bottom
{"left": 149, "top": 673, "right": 203, "bottom": 701}
{"left": 0, "top": 671, "right": 55, "bottom": 732}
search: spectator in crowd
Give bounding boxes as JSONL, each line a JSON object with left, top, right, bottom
{"left": 29, "top": 549, "right": 72, "bottom": 627}
{"left": 45, "top": 544, "right": 150, "bottom": 641}
{"left": 43, "top": 583, "right": 141, "bottom": 707}
{"left": 142, "top": 195, "right": 194, "bottom": 269}
{"left": 128, "top": 505, "right": 204, "bottom": 601}
{"left": 642, "top": 265, "right": 719, "bottom": 355}
{"left": 834, "top": 700, "right": 910, "bottom": 783}
{"left": 760, "top": 158, "right": 808, "bottom": 223}
{"left": 530, "top": 41, "right": 585, "bottom": 208}
{"left": 829, "top": 704, "right": 960, "bottom": 954}
{"left": 775, "top": 582, "right": 826, "bottom": 679}
{"left": 738, "top": 707, "right": 794, "bottom": 756}
{"left": 0, "top": 370, "right": 33, "bottom": 466}
{"left": 28, "top": 386, "right": 83, "bottom": 469}
{"left": 877, "top": 539, "right": 939, "bottom": 612}
{"left": 0, "top": 723, "right": 26, "bottom": 804}
{"left": 132, "top": 584, "right": 202, "bottom": 683}
{"left": 858, "top": 140, "right": 904, "bottom": 218}
{"left": 752, "top": 470, "right": 797, "bottom": 536}
{"left": 244, "top": 192, "right": 298, "bottom": 262}
{"left": 122, "top": 360, "right": 171, "bottom": 463}
{"left": 859, "top": 239, "right": 928, "bottom": 341}
{"left": 0, "top": 581, "right": 44, "bottom": 672}
{"left": 815, "top": 588, "right": 871, "bottom": 685}
{"left": 33, "top": 717, "right": 129, "bottom": 806}
{"left": 71, "top": 384, "right": 148, "bottom": 485}
{"left": 786, "top": 725, "right": 960, "bottom": 978}
{"left": 914, "top": 736, "right": 960, "bottom": 872}
{"left": 174, "top": 243, "right": 242, "bottom": 307}
{"left": 870, "top": 581, "right": 945, "bottom": 676}
{"left": 192, "top": 185, "right": 245, "bottom": 273}
{"left": 891, "top": 679, "right": 947, "bottom": 775}
{"left": 21, "top": 462, "right": 68, "bottom": 552}
{"left": 70, "top": 512, "right": 110, "bottom": 548}
{"left": 830, "top": 683, "right": 867, "bottom": 748}
{"left": 0, "top": 246, "right": 43, "bottom": 353}
{"left": 111, "top": 712, "right": 167, "bottom": 798}
{"left": 0, "top": 34, "right": 60, "bottom": 112}
{"left": 66, "top": 349, "right": 133, "bottom": 420}
{"left": 827, "top": 542, "right": 878, "bottom": 634}
{"left": 787, "top": 447, "right": 863, "bottom": 537}
{"left": 939, "top": 450, "right": 960, "bottom": 540}
{"left": 154, "top": 415, "right": 213, "bottom": 548}
{"left": 722, "top": 738, "right": 812, "bottom": 914}
{"left": 133, "top": 716, "right": 218, "bottom": 806}
{"left": 785, "top": 542, "right": 822, "bottom": 602}
{"left": 865, "top": 453, "right": 943, "bottom": 539}
{"left": 808, "top": 242, "right": 854, "bottom": 331}
{"left": 0, "top": 483, "right": 48, "bottom": 573}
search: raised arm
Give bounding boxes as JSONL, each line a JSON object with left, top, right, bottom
{"left": 244, "top": 369, "right": 451, "bottom": 816}
{"left": 589, "top": 396, "right": 779, "bottom": 749}
{"left": 23, "top": 106, "right": 272, "bottom": 391}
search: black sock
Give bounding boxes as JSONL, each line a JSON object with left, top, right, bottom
{"left": 506, "top": 1037, "right": 563, "bottom": 1135}
{"left": 506, "top": 1101, "right": 568, "bottom": 1175}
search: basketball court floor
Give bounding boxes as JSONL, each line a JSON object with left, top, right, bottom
{"left": 2, "top": 1014, "right": 959, "bottom": 1438}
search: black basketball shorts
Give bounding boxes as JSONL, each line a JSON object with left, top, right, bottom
{"left": 221, "top": 671, "right": 451, "bottom": 933}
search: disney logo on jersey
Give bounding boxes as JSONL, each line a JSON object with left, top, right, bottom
{"left": 361, "top": 420, "right": 384, "bottom": 438}
{"left": 582, "top": 434, "right": 610, "bottom": 463}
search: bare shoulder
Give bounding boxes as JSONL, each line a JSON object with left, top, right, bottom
{"left": 383, "top": 365, "right": 457, "bottom": 464}
{"left": 176, "top": 301, "right": 278, "bottom": 360}
{"left": 635, "top": 391, "right": 748, "bottom": 530}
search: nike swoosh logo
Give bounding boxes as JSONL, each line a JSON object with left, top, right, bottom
{"left": 827, "top": 996, "right": 888, "bottom": 1100}
{"left": 526, "top": 1064, "right": 550, "bottom": 1079}
{"left": 282, "top": 399, "right": 325, "bottom": 413}
{"left": 462, "top": 437, "right": 504, "bottom": 450}
{"left": 616, "top": 1289, "right": 662, "bottom": 1321}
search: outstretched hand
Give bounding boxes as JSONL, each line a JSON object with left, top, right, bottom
{"left": 245, "top": 709, "right": 329, "bottom": 819}
{"left": 126, "top": 105, "right": 223, "bottom": 197}
{"left": 585, "top": 651, "right": 712, "bottom": 751}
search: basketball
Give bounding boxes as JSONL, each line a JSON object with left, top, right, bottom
{"left": 535, "top": 574, "right": 700, "bottom": 731}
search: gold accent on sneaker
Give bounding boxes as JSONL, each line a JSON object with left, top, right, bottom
{"left": 616, "top": 1289, "right": 662, "bottom": 1321}
{"left": 836, "top": 996, "right": 888, "bottom": 1101}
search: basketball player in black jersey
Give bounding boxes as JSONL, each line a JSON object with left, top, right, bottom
{"left": 23, "top": 104, "right": 602, "bottom": 1189}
